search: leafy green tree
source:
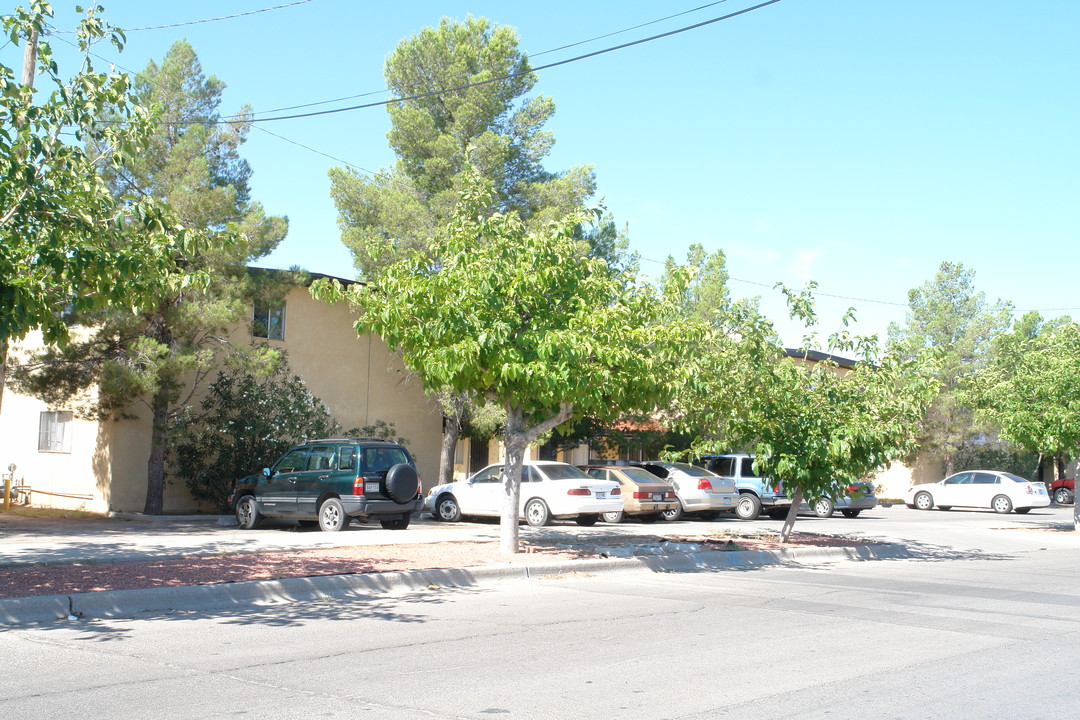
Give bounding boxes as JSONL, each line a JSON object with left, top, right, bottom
{"left": 887, "top": 262, "right": 1013, "bottom": 475}
{"left": 968, "top": 313, "right": 1080, "bottom": 483}
{"left": 315, "top": 167, "right": 693, "bottom": 553}
{"left": 330, "top": 17, "right": 611, "bottom": 486}
{"left": 169, "top": 354, "right": 405, "bottom": 511}
{"left": 678, "top": 289, "right": 939, "bottom": 541}
{"left": 0, "top": 3, "right": 199, "bottom": 415}
{"left": 10, "top": 41, "right": 287, "bottom": 514}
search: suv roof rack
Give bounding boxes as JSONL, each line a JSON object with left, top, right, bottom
{"left": 305, "top": 437, "right": 399, "bottom": 444}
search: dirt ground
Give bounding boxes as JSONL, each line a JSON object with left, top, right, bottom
{"left": 0, "top": 513, "right": 872, "bottom": 599}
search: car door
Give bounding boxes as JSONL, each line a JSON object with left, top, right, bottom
{"left": 294, "top": 444, "right": 338, "bottom": 517}
{"left": 462, "top": 464, "right": 504, "bottom": 516}
{"left": 258, "top": 446, "right": 310, "bottom": 516}
{"left": 970, "top": 472, "right": 1001, "bottom": 508}
{"left": 939, "top": 472, "right": 973, "bottom": 507}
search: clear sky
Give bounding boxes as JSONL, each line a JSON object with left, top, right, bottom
{"left": 7, "top": 0, "right": 1078, "bottom": 346}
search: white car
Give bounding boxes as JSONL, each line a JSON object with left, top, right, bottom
{"left": 905, "top": 470, "right": 1050, "bottom": 514}
{"left": 425, "top": 461, "right": 622, "bottom": 527}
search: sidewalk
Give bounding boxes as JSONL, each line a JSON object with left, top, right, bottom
{"left": 0, "top": 512, "right": 909, "bottom": 626}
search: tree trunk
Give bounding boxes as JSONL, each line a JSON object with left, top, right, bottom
{"left": 0, "top": 341, "right": 7, "bottom": 419}
{"left": 498, "top": 402, "right": 574, "bottom": 554}
{"left": 438, "top": 410, "right": 462, "bottom": 486}
{"left": 144, "top": 388, "right": 170, "bottom": 515}
{"left": 944, "top": 454, "right": 955, "bottom": 477}
{"left": 779, "top": 486, "right": 804, "bottom": 543}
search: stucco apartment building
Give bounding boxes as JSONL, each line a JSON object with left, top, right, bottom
{"left": 1, "top": 277, "right": 445, "bottom": 514}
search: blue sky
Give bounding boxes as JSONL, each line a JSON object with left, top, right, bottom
{"left": 8, "top": 0, "right": 1079, "bottom": 346}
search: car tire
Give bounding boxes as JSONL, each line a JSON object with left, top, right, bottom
{"left": 602, "top": 510, "right": 625, "bottom": 523}
{"left": 575, "top": 514, "right": 599, "bottom": 527}
{"left": 525, "top": 498, "right": 551, "bottom": 527}
{"left": 318, "top": 497, "right": 349, "bottom": 531}
{"left": 235, "top": 495, "right": 260, "bottom": 530}
{"left": 384, "top": 463, "right": 419, "bottom": 503}
{"left": 661, "top": 502, "right": 685, "bottom": 522}
{"left": 736, "top": 494, "right": 762, "bottom": 521}
{"left": 1013, "top": 507, "right": 1031, "bottom": 514}
{"left": 913, "top": 491, "right": 934, "bottom": 511}
{"left": 1054, "top": 487, "right": 1073, "bottom": 505}
{"left": 813, "top": 498, "right": 834, "bottom": 518}
{"left": 380, "top": 514, "right": 410, "bottom": 530}
{"left": 991, "top": 494, "right": 1013, "bottom": 514}
{"left": 840, "top": 509, "right": 861, "bottom": 518}
{"left": 435, "top": 494, "right": 463, "bottom": 522}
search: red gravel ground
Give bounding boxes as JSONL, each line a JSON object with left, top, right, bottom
{"left": 0, "top": 533, "right": 871, "bottom": 599}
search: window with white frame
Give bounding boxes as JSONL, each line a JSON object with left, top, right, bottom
{"left": 252, "top": 299, "right": 286, "bottom": 340}
{"left": 38, "top": 411, "right": 73, "bottom": 453}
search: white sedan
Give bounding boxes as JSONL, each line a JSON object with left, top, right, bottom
{"left": 425, "top": 461, "right": 622, "bottom": 527}
{"left": 905, "top": 470, "right": 1050, "bottom": 514}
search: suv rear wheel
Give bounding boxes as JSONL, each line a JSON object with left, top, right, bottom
{"left": 736, "top": 493, "right": 761, "bottom": 520}
{"left": 318, "top": 498, "right": 349, "bottom": 531}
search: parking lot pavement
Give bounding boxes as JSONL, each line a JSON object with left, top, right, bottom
{"left": 1, "top": 503, "right": 1076, "bottom": 569}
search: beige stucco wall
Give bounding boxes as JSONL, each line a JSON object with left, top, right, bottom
{"left": 1, "top": 284, "right": 444, "bottom": 514}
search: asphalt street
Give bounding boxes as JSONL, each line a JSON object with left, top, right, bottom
{"left": 1, "top": 505, "right": 1077, "bottom": 719}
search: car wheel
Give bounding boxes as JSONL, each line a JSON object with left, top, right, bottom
{"left": 602, "top": 510, "right": 625, "bottom": 523}
{"left": 380, "top": 514, "right": 411, "bottom": 530}
{"left": 525, "top": 498, "right": 551, "bottom": 527}
{"left": 575, "top": 514, "right": 599, "bottom": 527}
{"left": 661, "top": 503, "right": 685, "bottom": 522}
{"left": 840, "top": 509, "right": 861, "bottom": 518}
{"left": 991, "top": 494, "right": 1013, "bottom": 514}
{"left": 913, "top": 491, "right": 934, "bottom": 511}
{"left": 736, "top": 494, "right": 762, "bottom": 520}
{"left": 318, "top": 498, "right": 349, "bottom": 531}
{"left": 1013, "top": 507, "right": 1031, "bottom": 514}
{"left": 435, "top": 494, "right": 462, "bottom": 522}
{"left": 813, "top": 498, "right": 834, "bottom": 518}
{"left": 384, "top": 463, "right": 419, "bottom": 503}
{"left": 235, "top": 495, "right": 260, "bottom": 530}
{"left": 1054, "top": 487, "right": 1073, "bottom": 505}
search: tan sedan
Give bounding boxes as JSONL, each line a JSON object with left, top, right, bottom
{"left": 582, "top": 465, "right": 679, "bottom": 523}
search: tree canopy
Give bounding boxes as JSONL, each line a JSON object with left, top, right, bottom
{"left": 315, "top": 166, "right": 693, "bottom": 552}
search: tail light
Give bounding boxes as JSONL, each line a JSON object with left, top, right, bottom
{"left": 698, "top": 479, "right": 713, "bottom": 490}
{"left": 667, "top": 491, "right": 676, "bottom": 500}
{"left": 353, "top": 478, "right": 365, "bottom": 496}
{"left": 632, "top": 491, "right": 651, "bottom": 499}
{"left": 611, "top": 486, "right": 621, "bottom": 495}
{"left": 417, "top": 476, "right": 423, "bottom": 498}
{"left": 1026, "top": 485, "right": 1034, "bottom": 494}
{"left": 567, "top": 488, "right": 591, "bottom": 496}
{"left": 773, "top": 484, "right": 782, "bottom": 493}
{"left": 846, "top": 485, "right": 859, "bottom": 494}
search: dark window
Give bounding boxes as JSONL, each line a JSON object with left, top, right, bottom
{"left": 363, "top": 446, "right": 409, "bottom": 472}
{"left": 308, "top": 446, "right": 337, "bottom": 471}
{"left": 274, "top": 449, "right": 309, "bottom": 474}
{"left": 972, "top": 472, "right": 999, "bottom": 485}
{"left": 712, "top": 457, "right": 736, "bottom": 476}
{"left": 339, "top": 446, "right": 356, "bottom": 471}
{"left": 253, "top": 299, "right": 286, "bottom": 340}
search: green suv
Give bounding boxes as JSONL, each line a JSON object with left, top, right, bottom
{"left": 228, "top": 438, "right": 422, "bottom": 531}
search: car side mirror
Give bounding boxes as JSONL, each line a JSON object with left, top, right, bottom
{"left": 262, "top": 467, "right": 271, "bottom": 477}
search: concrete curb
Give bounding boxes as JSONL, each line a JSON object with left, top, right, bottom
{"left": 0, "top": 543, "right": 911, "bottom": 627}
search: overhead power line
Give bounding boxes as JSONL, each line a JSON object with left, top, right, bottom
{"left": 202, "top": 0, "right": 785, "bottom": 125}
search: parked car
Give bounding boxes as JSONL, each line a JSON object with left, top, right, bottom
{"left": 798, "top": 482, "right": 877, "bottom": 518}
{"left": 905, "top": 471, "right": 1050, "bottom": 514}
{"left": 424, "top": 461, "right": 621, "bottom": 527}
{"left": 1049, "top": 477, "right": 1075, "bottom": 505}
{"left": 227, "top": 438, "right": 423, "bottom": 531}
{"left": 696, "top": 454, "right": 790, "bottom": 520}
{"left": 580, "top": 464, "right": 679, "bottom": 523}
{"left": 631, "top": 461, "right": 738, "bottom": 521}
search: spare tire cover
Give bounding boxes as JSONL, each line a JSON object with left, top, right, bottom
{"left": 385, "top": 463, "right": 418, "bottom": 504}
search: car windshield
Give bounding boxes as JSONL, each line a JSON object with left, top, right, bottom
{"left": 619, "top": 467, "right": 664, "bottom": 484}
{"left": 536, "top": 464, "right": 591, "bottom": 481}
{"left": 671, "top": 462, "right": 716, "bottom": 478}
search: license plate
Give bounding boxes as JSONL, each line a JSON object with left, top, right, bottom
{"left": 652, "top": 493, "right": 663, "bottom": 501}
{"left": 722, "top": 498, "right": 731, "bottom": 505}
{"left": 365, "top": 482, "right": 380, "bottom": 494}
{"left": 595, "top": 491, "right": 606, "bottom": 499}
